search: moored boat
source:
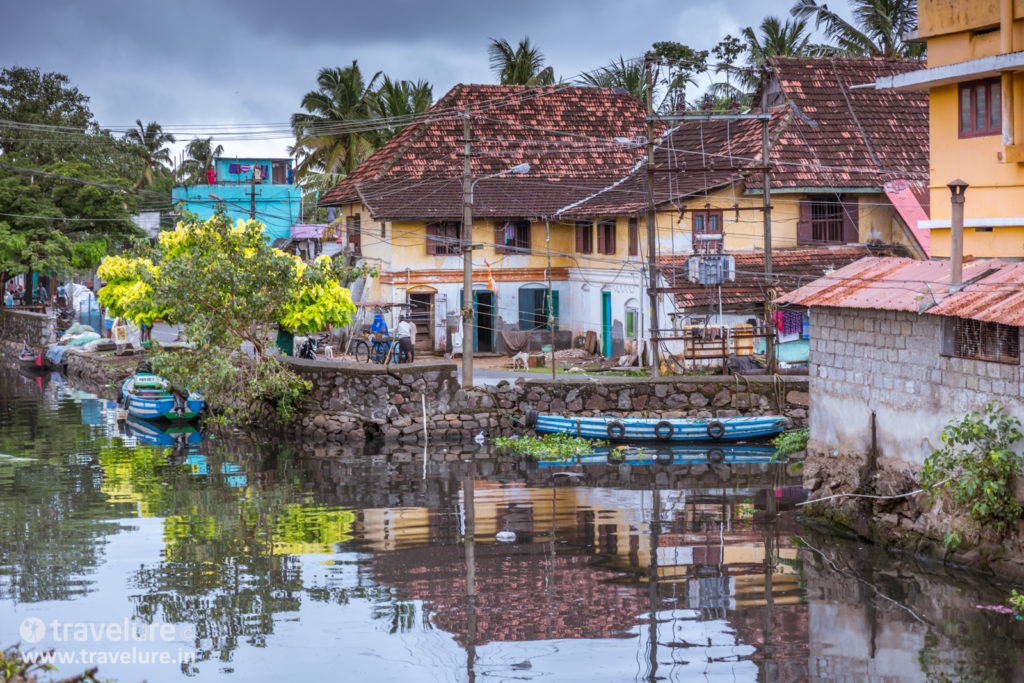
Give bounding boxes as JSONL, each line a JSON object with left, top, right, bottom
{"left": 121, "top": 371, "right": 204, "bottom": 422}
{"left": 524, "top": 411, "right": 786, "bottom": 442}
{"left": 18, "top": 344, "right": 44, "bottom": 372}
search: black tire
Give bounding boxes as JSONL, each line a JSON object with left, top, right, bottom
{"left": 706, "top": 420, "right": 726, "bottom": 439}
{"left": 524, "top": 409, "right": 539, "bottom": 428}
{"left": 606, "top": 420, "right": 627, "bottom": 440}
{"left": 655, "top": 449, "right": 673, "bottom": 465}
{"left": 653, "top": 421, "right": 674, "bottom": 441}
{"left": 707, "top": 448, "right": 725, "bottom": 463}
{"left": 352, "top": 339, "right": 369, "bottom": 363}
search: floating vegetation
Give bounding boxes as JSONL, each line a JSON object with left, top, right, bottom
{"left": 493, "top": 433, "right": 600, "bottom": 461}
{"left": 773, "top": 428, "right": 809, "bottom": 459}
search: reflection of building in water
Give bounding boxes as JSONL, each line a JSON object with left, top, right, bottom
{"left": 360, "top": 475, "right": 808, "bottom": 677}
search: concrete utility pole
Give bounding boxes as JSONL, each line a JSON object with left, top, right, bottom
{"left": 249, "top": 167, "right": 257, "bottom": 220}
{"left": 948, "top": 179, "right": 968, "bottom": 288}
{"left": 644, "top": 56, "right": 661, "bottom": 377}
{"left": 761, "top": 72, "right": 775, "bottom": 373}
{"left": 462, "top": 114, "right": 475, "bottom": 389}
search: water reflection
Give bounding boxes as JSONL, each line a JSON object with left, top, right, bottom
{"left": 1, "top": 368, "right": 1023, "bottom": 681}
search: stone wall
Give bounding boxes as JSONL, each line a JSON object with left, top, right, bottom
{"left": 0, "top": 309, "right": 57, "bottom": 352}
{"left": 803, "top": 305, "right": 1024, "bottom": 578}
{"left": 287, "top": 356, "right": 808, "bottom": 444}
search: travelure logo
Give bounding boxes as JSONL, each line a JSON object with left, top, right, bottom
{"left": 17, "top": 617, "right": 194, "bottom": 643}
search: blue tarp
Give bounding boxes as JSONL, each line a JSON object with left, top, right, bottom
{"left": 46, "top": 344, "right": 71, "bottom": 366}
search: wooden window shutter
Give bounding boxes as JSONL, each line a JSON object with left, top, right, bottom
{"left": 605, "top": 222, "right": 616, "bottom": 255}
{"left": 841, "top": 195, "right": 860, "bottom": 243}
{"left": 597, "top": 222, "right": 606, "bottom": 254}
{"left": 426, "top": 223, "right": 437, "bottom": 254}
{"left": 575, "top": 223, "right": 584, "bottom": 252}
{"left": 494, "top": 222, "right": 506, "bottom": 254}
{"left": 796, "top": 199, "right": 813, "bottom": 245}
{"left": 628, "top": 217, "right": 638, "bottom": 256}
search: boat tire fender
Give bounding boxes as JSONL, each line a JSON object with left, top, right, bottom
{"left": 524, "top": 409, "right": 539, "bottom": 429}
{"left": 655, "top": 449, "right": 673, "bottom": 465}
{"left": 654, "top": 421, "right": 674, "bottom": 441}
{"left": 606, "top": 421, "right": 627, "bottom": 440}
{"left": 707, "top": 448, "right": 725, "bottom": 463}
{"left": 706, "top": 420, "right": 726, "bottom": 439}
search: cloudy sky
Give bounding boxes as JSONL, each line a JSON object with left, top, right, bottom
{"left": 2, "top": 0, "right": 848, "bottom": 160}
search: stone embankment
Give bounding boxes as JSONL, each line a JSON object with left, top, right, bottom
{"left": 287, "top": 357, "right": 808, "bottom": 444}
{"left": 0, "top": 309, "right": 56, "bottom": 353}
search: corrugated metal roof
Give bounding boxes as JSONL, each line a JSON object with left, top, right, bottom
{"left": 778, "top": 256, "right": 1024, "bottom": 325}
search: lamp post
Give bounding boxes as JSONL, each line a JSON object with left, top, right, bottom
{"left": 460, "top": 120, "right": 529, "bottom": 389}
{"left": 948, "top": 179, "right": 968, "bottom": 288}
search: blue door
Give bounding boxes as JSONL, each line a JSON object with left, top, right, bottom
{"left": 601, "top": 291, "right": 612, "bottom": 357}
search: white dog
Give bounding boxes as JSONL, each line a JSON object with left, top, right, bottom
{"left": 511, "top": 351, "right": 529, "bottom": 371}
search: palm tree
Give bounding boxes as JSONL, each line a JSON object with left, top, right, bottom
{"left": 291, "top": 61, "right": 381, "bottom": 181}
{"left": 577, "top": 56, "right": 645, "bottom": 101}
{"left": 177, "top": 137, "right": 224, "bottom": 185}
{"left": 488, "top": 37, "right": 556, "bottom": 85}
{"left": 370, "top": 76, "right": 433, "bottom": 145}
{"left": 123, "top": 120, "right": 175, "bottom": 189}
{"left": 790, "top": 0, "right": 924, "bottom": 58}
{"left": 732, "top": 16, "right": 830, "bottom": 93}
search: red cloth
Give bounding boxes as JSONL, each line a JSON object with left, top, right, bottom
{"left": 206, "top": 168, "right": 216, "bottom": 184}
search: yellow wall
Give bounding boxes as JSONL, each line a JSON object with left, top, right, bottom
{"left": 920, "top": 2, "right": 1024, "bottom": 258}
{"left": 654, "top": 185, "right": 911, "bottom": 252}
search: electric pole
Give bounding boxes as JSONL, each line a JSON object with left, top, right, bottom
{"left": 644, "top": 56, "right": 661, "bottom": 377}
{"left": 250, "top": 167, "right": 257, "bottom": 220}
{"left": 461, "top": 114, "right": 475, "bottom": 389}
{"left": 761, "top": 71, "right": 775, "bottom": 373}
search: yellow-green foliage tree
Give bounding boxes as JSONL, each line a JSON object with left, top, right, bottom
{"left": 97, "top": 212, "right": 361, "bottom": 423}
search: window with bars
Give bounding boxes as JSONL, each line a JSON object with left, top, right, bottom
{"left": 596, "top": 220, "right": 616, "bottom": 255}
{"left": 426, "top": 221, "right": 461, "bottom": 255}
{"left": 941, "top": 316, "right": 1019, "bottom": 364}
{"left": 810, "top": 200, "right": 843, "bottom": 243}
{"left": 575, "top": 221, "right": 593, "bottom": 254}
{"left": 495, "top": 221, "right": 530, "bottom": 253}
{"left": 692, "top": 210, "right": 723, "bottom": 253}
{"left": 959, "top": 79, "right": 1001, "bottom": 138}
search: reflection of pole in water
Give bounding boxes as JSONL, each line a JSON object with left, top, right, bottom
{"left": 646, "top": 487, "right": 661, "bottom": 681}
{"left": 546, "top": 486, "right": 556, "bottom": 639}
{"left": 761, "top": 467, "right": 778, "bottom": 679}
{"left": 463, "top": 465, "right": 477, "bottom": 682}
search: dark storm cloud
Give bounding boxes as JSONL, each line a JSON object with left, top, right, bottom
{"left": 0, "top": 0, "right": 810, "bottom": 157}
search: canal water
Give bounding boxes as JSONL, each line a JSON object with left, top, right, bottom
{"left": 1, "top": 369, "right": 1023, "bottom": 682}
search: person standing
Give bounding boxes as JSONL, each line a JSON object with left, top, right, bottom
{"left": 396, "top": 316, "right": 414, "bottom": 364}
{"left": 37, "top": 283, "right": 48, "bottom": 306}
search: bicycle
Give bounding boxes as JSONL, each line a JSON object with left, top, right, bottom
{"left": 352, "top": 335, "right": 405, "bottom": 364}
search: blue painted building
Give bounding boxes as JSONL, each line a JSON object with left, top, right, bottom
{"left": 172, "top": 158, "right": 300, "bottom": 240}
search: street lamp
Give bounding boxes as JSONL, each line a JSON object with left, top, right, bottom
{"left": 461, "top": 156, "right": 530, "bottom": 390}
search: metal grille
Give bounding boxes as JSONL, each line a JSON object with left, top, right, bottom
{"left": 950, "top": 318, "right": 1019, "bottom": 364}
{"left": 811, "top": 199, "right": 843, "bottom": 243}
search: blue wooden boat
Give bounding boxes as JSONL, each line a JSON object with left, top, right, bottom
{"left": 121, "top": 372, "right": 204, "bottom": 422}
{"left": 524, "top": 411, "right": 786, "bottom": 442}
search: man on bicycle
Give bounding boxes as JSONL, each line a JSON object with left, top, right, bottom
{"left": 396, "top": 316, "right": 414, "bottom": 363}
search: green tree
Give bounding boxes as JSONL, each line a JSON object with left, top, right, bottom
{"left": 291, "top": 62, "right": 381, "bottom": 181}
{"left": 0, "top": 66, "right": 94, "bottom": 166}
{"left": 123, "top": 119, "right": 175, "bottom": 189}
{"left": 649, "top": 41, "right": 710, "bottom": 111}
{"left": 98, "top": 212, "right": 361, "bottom": 422}
{"left": 791, "top": 0, "right": 925, "bottom": 58}
{"left": 577, "top": 56, "right": 646, "bottom": 101}
{"left": 176, "top": 137, "right": 224, "bottom": 185}
{"left": 488, "top": 37, "right": 556, "bottom": 85}
{"left": 0, "top": 162, "right": 141, "bottom": 303}
{"left": 370, "top": 76, "right": 433, "bottom": 145}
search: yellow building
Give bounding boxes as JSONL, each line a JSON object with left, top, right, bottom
{"left": 320, "top": 84, "right": 670, "bottom": 357}
{"left": 872, "top": 0, "right": 1024, "bottom": 257}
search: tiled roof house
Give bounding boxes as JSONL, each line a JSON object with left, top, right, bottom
{"left": 319, "top": 83, "right": 669, "bottom": 357}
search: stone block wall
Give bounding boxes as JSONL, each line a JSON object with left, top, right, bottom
{"left": 287, "top": 356, "right": 808, "bottom": 444}
{"left": 807, "top": 306, "right": 1023, "bottom": 471}
{"left": 803, "top": 305, "right": 1024, "bottom": 579}
{"left": 0, "top": 309, "right": 56, "bottom": 351}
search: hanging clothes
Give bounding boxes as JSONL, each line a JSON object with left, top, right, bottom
{"left": 503, "top": 221, "right": 515, "bottom": 244}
